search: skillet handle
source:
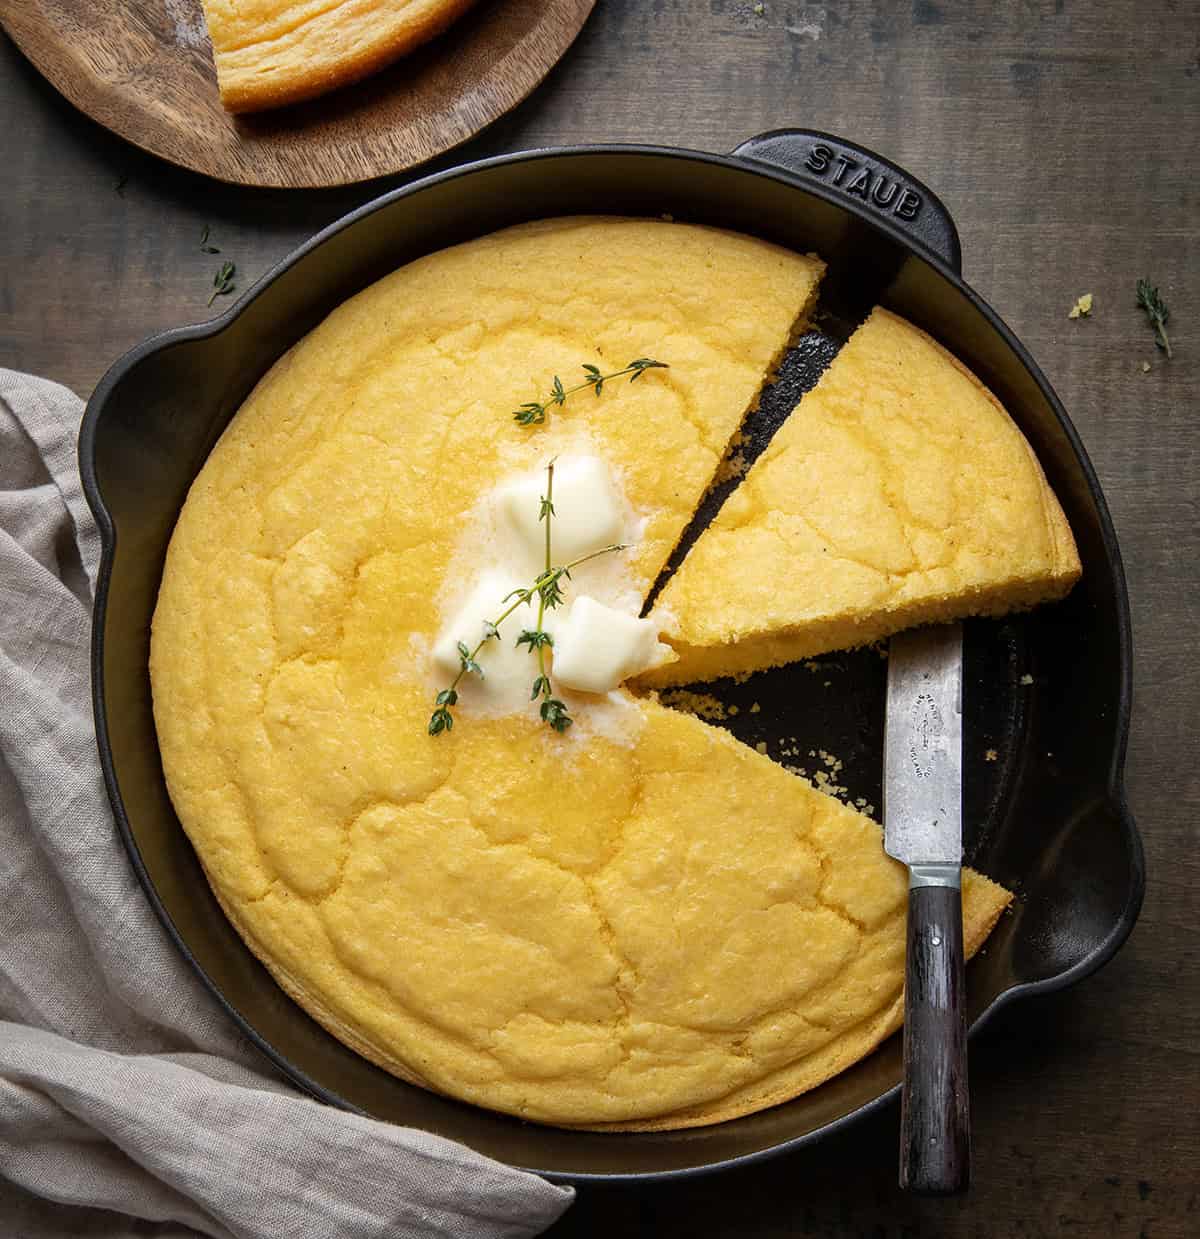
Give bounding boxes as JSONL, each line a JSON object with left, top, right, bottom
{"left": 729, "top": 129, "right": 963, "bottom": 274}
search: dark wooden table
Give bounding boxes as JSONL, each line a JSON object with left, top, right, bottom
{"left": 3, "top": 2, "right": 1197, "bottom": 1235}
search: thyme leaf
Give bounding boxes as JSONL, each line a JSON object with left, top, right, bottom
{"left": 512, "top": 358, "right": 668, "bottom": 426}
{"left": 207, "top": 261, "right": 236, "bottom": 307}
{"left": 1136, "top": 279, "right": 1172, "bottom": 358}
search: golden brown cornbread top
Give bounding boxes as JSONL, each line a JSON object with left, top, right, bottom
{"left": 648, "top": 307, "right": 1081, "bottom": 679}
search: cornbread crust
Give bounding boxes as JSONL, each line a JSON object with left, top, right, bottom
{"left": 200, "top": 0, "right": 478, "bottom": 113}
{"left": 641, "top": 307, "right": 1082, "bottom": 688}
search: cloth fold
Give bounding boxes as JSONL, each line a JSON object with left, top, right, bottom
{"left": 0, "top": 369, "right": 573, "bottom": 1239}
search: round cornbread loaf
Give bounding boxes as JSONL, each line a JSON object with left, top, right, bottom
{"left": 150, "top": 218, "right": 1009, "bottom": 1128}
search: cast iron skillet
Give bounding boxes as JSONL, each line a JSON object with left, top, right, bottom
{"left": 79, "top": 129, "right": 1143, "bottom": 1183}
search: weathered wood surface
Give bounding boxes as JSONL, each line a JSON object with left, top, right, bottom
{"left": 2, "top": 0, "right": 1197, "bottom": 1234}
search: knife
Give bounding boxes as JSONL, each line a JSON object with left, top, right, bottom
{"left": 883, "top": 621, "right": 969, "bottom": 1194}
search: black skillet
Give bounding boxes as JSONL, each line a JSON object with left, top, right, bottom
{"left": 78, "top": 129, "right": 1143, "bottom": 1183}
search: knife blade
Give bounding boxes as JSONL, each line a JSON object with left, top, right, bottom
{"left": 883, "top": 621, "right": 969, "bottom": 1195}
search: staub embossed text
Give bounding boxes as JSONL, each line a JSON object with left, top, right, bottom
{"left": 805, "top": 143, "right": 922, "bottom": 220}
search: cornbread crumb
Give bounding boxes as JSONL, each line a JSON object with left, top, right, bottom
{"left": 1068, "top": 293, "right": 1094, "bottom": 319}
{"left": 1019, "top": 673, "right": 1035, "bottom": 686}
{"left": 749, "top": 702, "right": 761, "bottom": 714}
{"left": 985, "top": 749, "right": 999, "bottom": 762}
{"left": 712, "top": 450, "right": 750, "bottom": 486}
{"left": 813, "top": 769, "right": 849, "bottom": 798}
{"left": 711, "top": 430, "right": 749, "bottom": 486}
{"left": 755, "top": 741, "right": 769, "bottom": 754}
{"left": 1140, "top": 361, "right": 1152, "bottom": 373}
{"left": 658, "top": 689, "right": 729, "bottom": 721}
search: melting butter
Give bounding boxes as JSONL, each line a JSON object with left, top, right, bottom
{"left": 551, "top": 595, "right": 671, "bottom": 695}
{"left": 432, "top": 572, "right": 555, "bottom": 704}
{"left": 497, "top": 455, "right": 623, "bottom": 570}
{"left": 432, "top": 453, "right": 667, "bottom": 725}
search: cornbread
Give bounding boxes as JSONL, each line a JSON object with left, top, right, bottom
{"left": 642, "top": 307, "right": 1082, "bottom": 687}
{"left": 154, "top": 218, "right": 1014, "bottom": 1130}
{"left": 199, "top": 0, "right": 478, "bottom": 113}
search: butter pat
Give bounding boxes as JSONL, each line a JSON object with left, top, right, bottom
{"left": 433, "top": 573, "right": 548, "bottom": 704}
{"left": 499, "top": 456, "right": 623, "bottom": 567}
{"left": 551, "top": 595, "right": 669, "bottom": 695}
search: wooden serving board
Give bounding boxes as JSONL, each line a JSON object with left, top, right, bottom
{"left": 0, "top": 0, "right": 596, "bottom": 188}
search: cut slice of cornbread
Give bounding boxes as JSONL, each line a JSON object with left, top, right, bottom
{"left": 200, "top": 0, "right": 478, "bottom": 113}
{"left": 641, "top": 307, "right": 1081, "bottom": 687}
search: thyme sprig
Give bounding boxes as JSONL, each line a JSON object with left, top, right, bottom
{"left": 525, "top": 461, "right": 570, "bottom": 730}
{"left": 1136, "top": 279, "right": 1172, "bottom": 359}
{"left": 208, "top": 260, "right": 237, "bottom": 307}
{"left": 428, "top": 461, "right": 624, "bottom": 735}
{"left": 513, "top": 358, "right": 668, "bottom": 426}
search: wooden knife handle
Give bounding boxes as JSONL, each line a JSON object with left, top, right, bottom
{"left": 900, "top": 882, "right": 970, "bottom": 1194}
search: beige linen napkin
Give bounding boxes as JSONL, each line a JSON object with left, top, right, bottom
{"left": 0, "top": 368, "right": 574, "bottom": 1238}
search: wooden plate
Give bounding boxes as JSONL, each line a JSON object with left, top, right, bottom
{"left": 0, "top": 0, "right": 596, "bottom": 188}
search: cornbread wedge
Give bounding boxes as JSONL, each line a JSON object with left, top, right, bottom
{"left": 200, "top": 0, "right": 479, "bottom": 113}
{"left": 641, "top": 307, "right": 1081, "bottom": 687}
